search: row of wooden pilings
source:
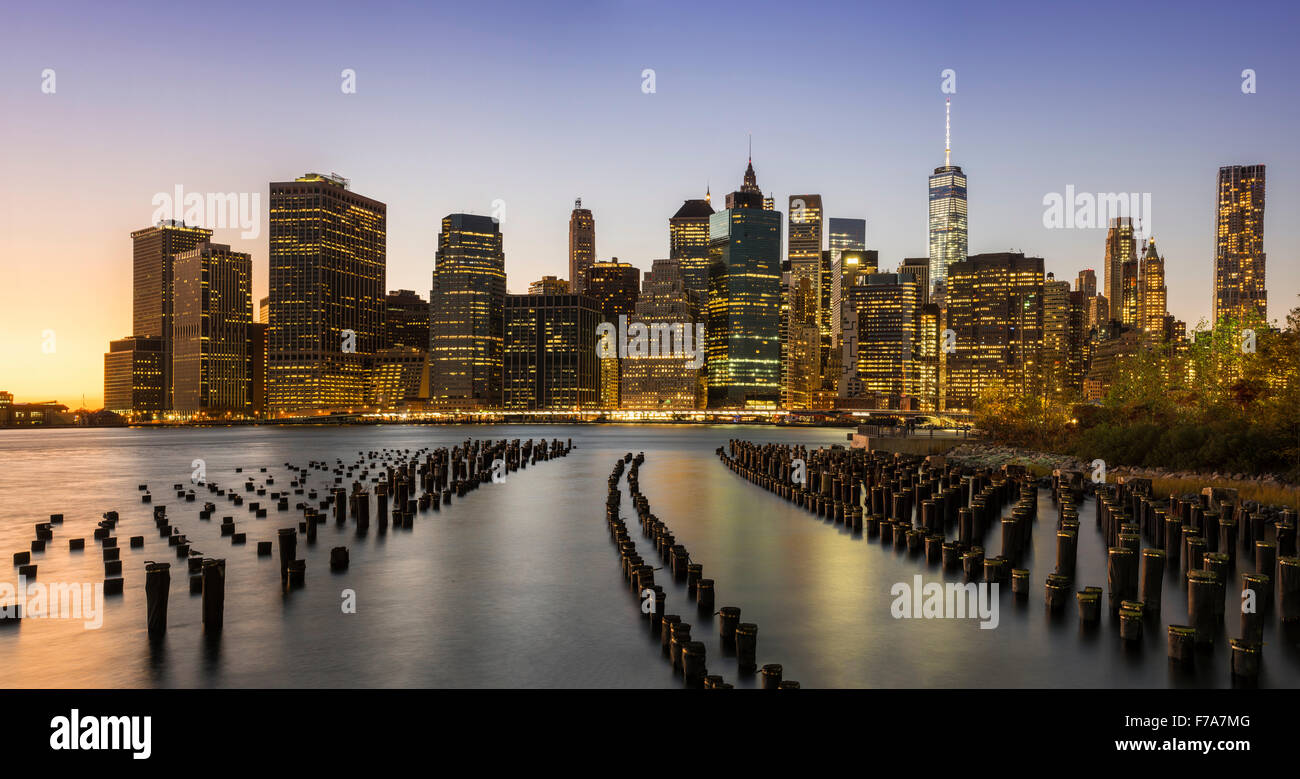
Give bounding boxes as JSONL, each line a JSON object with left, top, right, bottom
{"left": 606, "top": 453, "right": 796, "bottom": 689}
{"left": 716, "top": 440, "right": 1034, "bottom": 587}
{"left": 6, "top": 438, "right": 574, "bottom": 640}
{"left": 1071, "top": 472, "right": 1300, "bottom": 678}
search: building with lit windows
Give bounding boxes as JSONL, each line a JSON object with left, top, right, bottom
{"left": 568, "top": 199, "right": 596, "bottom": 293}
{"left": 384, "top": 289, "right": 430, "bottom": 350}
{"left": 267, "top": 173, "right": 386, "bottom": 413}
{"left": 784, "top": 194, "right": 823, "bottom": 409}
{"left": 928, "top": 99, "right": 967, "bottom": 298}
{"left": 1104, "top": 216, "right": 1137, "bottom": 326}
{"left": 503, "top": 293, "right": 600, "bottom": 411}
{"left": 103, "top": 336, "right": 165, "bottom": 416}
{"left": 429, "top": 213, "right": 505, "bottom": 410}
{"left": 131, "top": 220, "right": 212, "bottom": 411}
{"left": 707, "top": 188, "right": 781, "bottom": 409}
{"left": 528, "top": 276, "right": 570, "bottom": 295}
{"left": 943, "top": 253, "right": 1044, "bottom": 412}
{"left": 1138, "top": 238, "right": 1167, "bottom": 342}
{"left": 372, "top": 346, "right": 430, "bottom": 410}
{"left": 173, "top": 242, "right": 253, "bottom": 415}
{"left": 843, "top": 273, "right": 922, "bottom": 408}
{"left": 620, "top": 260, "right": 703, "bottom": 410}
{"left": 1212, "top": 164, "right": 1266, "bottom": 323}
{"left": 669, "top": 196, "right": 715, "bottom": 306}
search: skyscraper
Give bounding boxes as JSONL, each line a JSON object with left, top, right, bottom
{"left": 1138, "top": 238, "right": 1168, "bottom": 340}
{"left": 103, "top": 336, "right": 165, "bottom": 416}
{"left": 568, "top": 199, "right": 596, "bottom": 294}
{"left": 267, "top": 173, "right": 386, "bottom": 413}
{"left": 1043, "top": 274, "right": 1072, "bottom": 400}
{"left": 1103, "top": 216, "right": 1137, "bottom": 326}
{"left": 1212, "top": 164, "right": 1267, "bottom": 323}
{"left": 943, "top": 253, "right": 1044, "bottom": 412}
{"left": 503, "top": 293, "right": 600, "bottom": 410}
{"left": 844, "top": 273, "right": 922, "bottom": 408}
{"left": 619, "top": 259, "right": 703, "bottom": 410}
{"left": 582, "top": 257, "right": 640, "bottom": 409}
{"left": 707, "top": 187, "right": 781, "bottom": 408}
{"left": 784, "top": 195, "right": 824, "bottom": 409}
{"left": 383, "top": 289, "right": 431, "bottom": 350}
{"left": 1076, "top": 269, "right": 1097, "bottom": 299}
{"left": 928, "top": 99, "right": 968, "bottom": 298}
{"left": 429, "top": 213, "right": 506, "bottom": 409}
{"left": 172, "top": 242, "right": 253, "bottom": 415}
{"left": 131, "top": 220, "right": 213, "bottom": 411}
{"left": 829, "top": 218, "right": 868, "bottom": 345}
{"left": 670, "top": 197, "right": 716, "bottom": 307}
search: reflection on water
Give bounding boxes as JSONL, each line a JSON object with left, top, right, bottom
{"left": 0, "top": 424, "right": 1295, "bottom": 688}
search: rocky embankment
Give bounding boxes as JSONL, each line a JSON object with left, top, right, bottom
{"left": 945, "top": 443, "right": 1296, "bottom": 492}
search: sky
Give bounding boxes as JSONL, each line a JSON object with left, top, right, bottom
{"left": 1, "top": 0, "right": 1297, "bottom": 407}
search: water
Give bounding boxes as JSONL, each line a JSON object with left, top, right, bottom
{"left": 1, "top": 424, "right": 1296, "bottom": 688}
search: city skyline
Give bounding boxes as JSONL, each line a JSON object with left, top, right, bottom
{"left": 2, "top": 0, "right": 1298, "bottom": 406}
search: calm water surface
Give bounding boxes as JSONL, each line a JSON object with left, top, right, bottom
{"left": 1, "top": 424, "right": 1296, "bottom": 688}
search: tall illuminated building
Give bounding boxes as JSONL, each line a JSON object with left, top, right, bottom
{"left": 828, "top": 218, "right": 868, "bottom": 344}
{"left": 784, "top": 194, "right": 824, "bottom": 409}
{"left": 844, "top": 273, "right": 922, "bottom": 408}
{"left": 620, "top": 259, "right": 703, "bottom": 410}
{"left": 832, "top": 249, "right": 879, "bottom": 398}
{"left": 707, "top": 187, "right": 781, "bottom": 408}
{"left": 268, "top": 173, "right": 386, "bottom": 413}
{"left": 1103, "top": 216, "right": 1137, "bottom": 326}
{"left": 1138, "top": 238, "right": 1168, "bottom": 341}
{"left": 669, "top": 196, "right": 715, "bottom": 305}
{"left": 582, "top": 257, "right": 640, "bottom": 409}
{"left": 1042, "top": 274, "right": 1072, "bottom": 400}
{"left": 131, "top": 220, "right": 213, "bottom": 411}
{"left": 568, "top": 199, "right": 596, "bottom": 294}
{"left": 1212, "top": 164, "right": 1267, "bottom": 322}
{"left": 503, "top": 293, "right": 599, "bottom": 411}
{"left": 928, "top": 99, "right": 968, "bottom": 298}
{"left": 103, "top": 336, "right": 164, "bottom": 417}
{"left": 429, "top": 213, "right": 506, "bottom": 409}
{"left": 172, "top": 242, "right": 253, "bottom": 415}
{"left": 943, "top": 253, "right": 1044, "bottom": 412}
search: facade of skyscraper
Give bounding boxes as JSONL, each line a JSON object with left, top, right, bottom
{"left": 429, "top": 213, "right": 506, "bottom": 409}
{"left": 568, "top": 199, "right": 596, "bottom": 294}
{"left": 1104, "top": 216, "right": 1137, "bottom": 326}
{"left": 582, "top": 258, "right": 640, "bottom": 409}
{"left": 1138, "top": 238, "right": 1168, "bottom": 341}
{"left": 899, "top": 257, "right": 931, "bottom": 307}
{"left": 1042, "top": 275, "right": 1073, "bottom": 401}
{"left": 828, "top": 218, "right": 868, "bottom": 345}
{"left": 503, "top": 293, "right": 600, "bottom": 411}
{"left": 1212, "top": 164, "right": 1267, "bottom": 323}
{"left": 172, "top": 242, "right": 253, "bottom": 415}
{"left": 1076, "top": 269, "right": 1097, "bottom": 299}
{"left": 943, "top": 253, "right": 1045, "bottom": 412}
{"left": 928, "top": 101, "right": 967, "bottom": 298}
{"left": 669, "top": 197, "right": 715, "bottom": 307}
{"left": 131, "top": 220, "right": 213, "bottom": 411}
{"left": 784, "top": 195, "right": 824, "bottom": 410}
{"left": 267, "top": 173, "right": 386, "bottom": 413}
{"left": 833, "top": 249, "right": 879, "bottom": 399}
{"left": 384, "top": 289, "right": 431, "bottom": 350}
{"left": 103, "top": 336, "right": 165, "bottom": 416}
{"left": 844, "top": 273, "right": 922, "bottom": 408}
{"left": 707, "top": 189, "right": 781, "bottom": 408}
{"left": 619, "top": 260, "right": 703, "bottom": 410}
{"left": 248, "top": 322, "right": 267, "bottom": 417}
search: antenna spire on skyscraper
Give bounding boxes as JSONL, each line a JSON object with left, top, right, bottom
{"left": 945, "top": 98, "right": 951, "bottom": 168}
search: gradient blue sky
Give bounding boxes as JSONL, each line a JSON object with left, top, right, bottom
{"left": 1, "top": 0, "right": 1297, "bottom": 405}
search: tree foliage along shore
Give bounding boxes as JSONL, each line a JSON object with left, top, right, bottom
{"left": 973, "top": 303, "right": 1300, "bottom": 482}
